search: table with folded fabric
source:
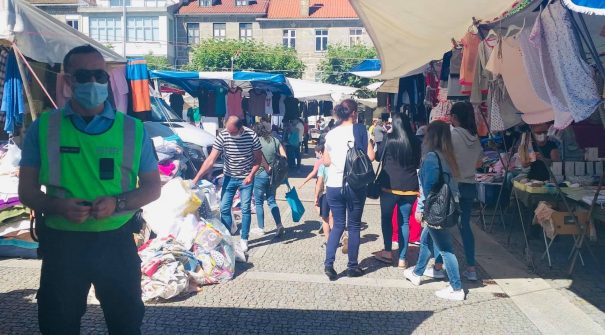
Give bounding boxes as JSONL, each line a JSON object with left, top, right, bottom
{"left": 560, "top": 187, "right": 605, "bottom": 223}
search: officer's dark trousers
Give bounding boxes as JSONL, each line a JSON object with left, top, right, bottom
{"left": 37, "top": 222, "right": 144, "bottom": 335}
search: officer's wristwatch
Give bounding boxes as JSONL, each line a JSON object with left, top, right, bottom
{"left": 116, "top": 195, "right": 127, "bottom": 212}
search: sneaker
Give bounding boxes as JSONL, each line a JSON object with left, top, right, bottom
{"left": 230, "top": 223, "right": 238, "bottom": 235}
{"left": 251, "top": 227, "right": 265, "bottom": 237}
{"left": 324, "top": 266, "right": 337, "bottom": 281}
{"left": 404, "top": 267, "right": 421, "bottom": 286}
{"left": 347, "top": 267, "right": 364, "bottom": 278}
{"left": 435, "top": 285, "right": 465, "bottom": 301}
{"left": 463, "top": 270, "right": 478, "bottom": 281}
{"left": 239, "top": 239, "right": 249, "bottom": 252}
{"left": 275, "top": 225, "right": 284, "bottom": 237}
{"left": 398, "top": 259, "right": 408, "bottom": 269}
{"left": 423, "top": 267, "right": 446, "bottom": 279}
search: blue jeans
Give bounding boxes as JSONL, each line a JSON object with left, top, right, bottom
{"left": 380, "top": 192, "right": 416, "bottom": 260}
{"left": 220, "top": 176, "right": 253, "bottom": 239}
{"left": 414, "top": 226, "right": 462, "bottom": 291}
{"left": 324, "top": 186, "right": 366, "bottom": 269}
{"left": 434, "top": 183, "right": 476, "bottom": 267}
{"left": 253, "top": 171, "right": 282, "bottom": 230}
{"left": 286, "top": 146, "right": 297, "bottom": 168}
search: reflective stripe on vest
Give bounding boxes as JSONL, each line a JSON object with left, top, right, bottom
{"left": 38, "top": 109, "right": 143, "bottom": 232}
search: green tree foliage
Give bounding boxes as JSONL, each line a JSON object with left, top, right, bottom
{"left": 185, "top": 39, "right": 305, "bottom": 78}
{"left": 144, "top": 53, "right": 171, "bottom": 70}
{"left": 317, "top": 44, "right": 377, "bottom": 88}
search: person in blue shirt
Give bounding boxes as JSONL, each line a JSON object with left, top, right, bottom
{"left": 403, "top": 121, "right": 465, "bottom": 301}
{"left": 18, "top": 45, "right": 161, "bottom": 335}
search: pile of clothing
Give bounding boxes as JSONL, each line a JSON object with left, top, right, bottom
{"left": 153, "top": 136, "right": 187, "bottom": 184}
{"left": 138, "top": 216, "right": 237, "bottom": 302}
{"left": 0, "top": 142, "right": 37, "bottom": 258}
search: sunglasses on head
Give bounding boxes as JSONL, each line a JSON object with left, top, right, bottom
{"left": 69, "top": 69, "right": 110, "bottom": 84}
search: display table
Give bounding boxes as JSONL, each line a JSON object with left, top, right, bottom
{"left": 560, "top": 187, "right": 605, "bottom": 222}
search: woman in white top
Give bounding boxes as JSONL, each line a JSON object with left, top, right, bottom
{"left": 322, "top": 99, "right": 375, "bottom": 280}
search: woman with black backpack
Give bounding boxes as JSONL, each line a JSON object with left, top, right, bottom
{"left": 322, "top": 100, "right": 375, "bottom": 280}
{"left": 373, "top": 113, "right": 421, "bottom": 269}
{"left": 252, "top": 124, "right": 287, "bottom": 238}
{"left": 404, "top": 121, "right": 465, "bottom": 301}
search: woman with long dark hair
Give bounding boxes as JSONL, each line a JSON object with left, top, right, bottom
{"left": 323, "top": 100, "right": 375, "bottom": 280}
{"left": 404, "top": 121, "right": 465, "bottom": 301}
{"left": 373, "top": 114, "right": 421, "bottom": 268}
{"left": 448, "top": 102, "right": 483, "bottom": 281}
{"left": 251, "top": 123, "right": 287, "bottom": 238}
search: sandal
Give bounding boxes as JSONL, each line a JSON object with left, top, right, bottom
{"left": 373, "top": 251, "right": 393, "bottom": 264}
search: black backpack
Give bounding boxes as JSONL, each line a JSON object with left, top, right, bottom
{"left": 423, "top": 152, "right": 460, "bottom": 229}
{"left": 264, "top": 138, "right": 288, "bottom": 192}
{"left": 343, "top": 124, "right": 375, "bottom": 190}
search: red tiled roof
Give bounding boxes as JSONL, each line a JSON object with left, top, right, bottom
{"left": 179, "top": 0, "right": 269, "bottom": 15}
{"left": 267, "top": 0, "right": 358, "bottom": 19}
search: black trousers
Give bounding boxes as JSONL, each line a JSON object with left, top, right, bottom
{"left": 37, "top": 222, "right": 144, "bottom": 335}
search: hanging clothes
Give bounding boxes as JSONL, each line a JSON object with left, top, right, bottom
{"left": 284, "top": 97, "right": 300, "bottom": 119}
{"left": 126, "top": 58, "right": 151, "bottom": 113}
{"left": 0, "top": 48, "right": 7, "bottom": 106}
{"left": 529, "top": 2, "right": 601, "bottom": 127}
{"left": 214, "top": 86, "right": 227, "bottom": 117}
{"left": 264, "top": 91, "right": 273, "bottom": 115}
{"left": 459, "top": 31, "right": 481, "bottom": 89}
{"left": 203, "top": 90, "right": 217, "bottom": 117}
{"left": 488, "top": 77, "right": 522, "bottom": 132}
{"left": 486, "top": 37, "right": 554, "bottom": 125}
{"left": 447, "top": 48, "right": 467, "bottom": 98}
{"left": 440, "top": 50, "right": 452, "bottom": 86}
{"left": 248, "top": 89, "right": 267, "bottom": 117}
{"left": 429, "top": 88, "right": 452, "bottom": 123}
{"left": 108, "top": 64, "right": 128, "bottom": 113}
{"left": 1, "top": 51, "right": 25, "bottom": 134}
{"left": 424, "top": 64, "right": 439, "bottom": 107}
{"left": 470, "top": 38, "right": 496, "bottom": 105}
{"left": 272, "top": 93, "right": 281, "bottom": 115}
{"left": 226, "top": 87, "right": 243, "bottom": 118}
{"left": 398, "top": 74, "right": 425, "bottom": 114}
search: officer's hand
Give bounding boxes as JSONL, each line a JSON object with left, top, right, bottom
{"left": 92, "top": 197, "right": 117, "bottom": 220}
{"left": 59, "top": 199, "right": 92, "bottom": 224}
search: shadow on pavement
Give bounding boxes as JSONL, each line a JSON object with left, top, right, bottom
{"left": 0, "top": 289, "right": 434, "bottom": 335}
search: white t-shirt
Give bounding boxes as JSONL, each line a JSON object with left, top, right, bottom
{"left": 325, "top": 124, "right": 355, "bottom": 188}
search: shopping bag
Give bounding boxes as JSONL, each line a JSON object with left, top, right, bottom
{"left": 285, "top": 180, "right": 305, "bottom": 223}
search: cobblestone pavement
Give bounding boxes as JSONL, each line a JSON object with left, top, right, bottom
{"left": 0, "top": 154, "right": 601, "bottom": 335}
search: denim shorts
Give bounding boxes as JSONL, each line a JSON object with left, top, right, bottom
{"left": 319, "top": 194, "right": 330, "bottom": 219}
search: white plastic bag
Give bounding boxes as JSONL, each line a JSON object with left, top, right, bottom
{"left": 0, "top": 142, "right": 21, "bottom": 175}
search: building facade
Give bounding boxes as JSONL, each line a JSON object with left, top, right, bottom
{"left": 78, "top": 0, "right": 180, "bottom": 61}
{"left": 27, "top": 0, "right": 85, "bottom": 31}
{"left": 176, "top": 0, "right": 373, "bottom": 80}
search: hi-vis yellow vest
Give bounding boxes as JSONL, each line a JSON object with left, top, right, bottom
{"left": 38, "top": 109, "right": 143, "bottom": 232}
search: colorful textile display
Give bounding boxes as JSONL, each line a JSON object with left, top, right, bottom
{"left": 1, "top": 51, "right": 25, "bottom": 134}
{"left": 126, "top": 58, "right": 151, "bottom": 113}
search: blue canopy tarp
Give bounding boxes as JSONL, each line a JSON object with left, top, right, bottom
{"left": 349, "top": 59, "right": 381, "bottom": 78}
{"left": 148, "top": 70, "right": 228, "bottom": 96}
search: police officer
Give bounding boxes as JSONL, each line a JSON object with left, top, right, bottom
{"left": 18, "top": 45, "right": 161, "bottom": 335}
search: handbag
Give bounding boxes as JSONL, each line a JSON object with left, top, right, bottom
{"left": 284, "top": 180, "right": 305, "bottom": 223}
{"left": 422, "top": 152, "right": 460, "bottom": 230}
{"left": 367, "top": 137, "right": 388, "bottom": 199}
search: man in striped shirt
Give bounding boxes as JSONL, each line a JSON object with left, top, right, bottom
{"left": 193, "top": 116, "right": 263, "bottom": 252}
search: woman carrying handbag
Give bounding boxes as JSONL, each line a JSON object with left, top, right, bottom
{"left": 369, "top": 114, "right": 421, "bottom": 269}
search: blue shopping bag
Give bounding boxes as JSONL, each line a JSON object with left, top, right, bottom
{"left": 285, "top": 180, "right": 305, "bottom": 223}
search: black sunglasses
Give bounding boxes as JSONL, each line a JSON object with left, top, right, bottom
{"left": 70, "top": 69, "right": 110, "bottom": 84}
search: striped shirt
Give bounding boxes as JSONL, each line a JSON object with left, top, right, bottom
{"left": 213, "top": 127, "right": 262, "bottom": 178}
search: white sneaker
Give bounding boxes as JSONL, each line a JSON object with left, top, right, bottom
{"left": 404, "top": 267, "right": 422, "bottom": 286}
{"left": 463, "top": 270, "right": 478, "bottom": 281}
{"left": 230, "top": 223, "right": 238, "bottom": 235}
{"left": 251, "top": 227, "right": 265, "bottom": 236}
{"left": 423, "top": 267, "right": 446, "bottom": 279}
{"left": 435, "top": 285, "right": 465, "bottom": 301}
{"left": 239, "top": 239, "right": 249, "bottom": 252}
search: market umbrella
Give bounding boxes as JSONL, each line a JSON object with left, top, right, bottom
{"left": 349, "top": 0, "right": 513, "bottom": 80}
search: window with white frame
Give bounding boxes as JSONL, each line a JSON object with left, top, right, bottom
{"left": 349, "top": 28, "right": 363, "bottom": 46}
{"left": 213, "top": 23, "right": 226, "bottom": 40}
{"left": 282, "top": 29, "right": 295, "bottom": 48}
{"left": 66, "top": 19, "right": 79, "bottom": 31}
{"left": 89, "top": 17, "right": 122, "bottom": 42}
{"left": 235, "top": 0, "right": 249, "bottom": 5}
{"left": 187, "top": 23, "right": 200, "bottom": 45}
{"left": 199, "top": 0, "right": 211, "bottom": 6}
{"left": 315, "top": 29, "right": 328, "bottom": 52}
{"left": 109, "top": 0, "right": 130, "bottom": 7}
{"left": 239, "top": 23, "right": 252, "bottom": 41}
{"left": 127, "top": 17, "right": 159, "bottom": 42}
{"left": 144, "top": 0, "right": 166, "bottom": 7}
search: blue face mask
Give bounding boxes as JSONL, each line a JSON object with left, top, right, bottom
{"left": 72, "top": 82, "right": 108, "bottom": 109}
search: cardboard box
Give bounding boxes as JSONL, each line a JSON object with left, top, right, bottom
{"left": 551, "top": 210, "right": 589, "bottom": 236}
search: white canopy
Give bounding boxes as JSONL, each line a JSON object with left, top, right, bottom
{"left": 287, "top": 78, "right": 358, "bottom": 102}
{"left": 349, "top": 0, "right": 514, "bottom": 80}
{"left": 0, "top": 0, "right": 125, "bottom": 64}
